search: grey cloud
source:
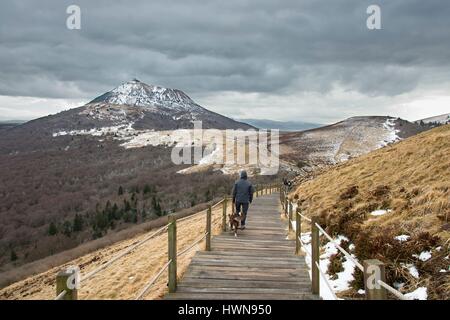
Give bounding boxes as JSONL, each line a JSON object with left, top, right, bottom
{"left": 0, "top": 0, "right": 450, "bottom": 105}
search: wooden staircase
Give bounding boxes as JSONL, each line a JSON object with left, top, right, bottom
{"left": 165, "top": 193, "right": 319, "bottom": 300}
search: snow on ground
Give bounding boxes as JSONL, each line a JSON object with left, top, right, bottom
{"left": 380, "top": 118, "right": 401, "bottom": 147}
{"left": 394, "top": 235, "right": 410, "bottom": 242}
{"left": 401, "top": 263, "right": 420, "bottom": 279}
{"left": 299, "top": 232, "right": 432, "bottom": 300}
{"left": 53, "top": 124, "right": 277, "bottom": 176}
{"left": 413, "top": 251, "right": 432, "bottom": 262}
{"left": 301, "top": 233, "right": 359, "bottom": 300}
{"left": 53, "top": 123, "right": 135, "bottom": 138}
{"left": 394, "top": 282, "right": 405, "bottom": 290}
{"left": 370, "top": 209, "right": 392, "bottom": 216}
{"left": 405, "top": 287, "right": 428, "bottom": 300}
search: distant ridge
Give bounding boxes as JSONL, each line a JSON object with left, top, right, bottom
{"left": 237, "top": 118, "right": 321, "bottom": 132}
{"left": 415, "top": 113, "right": 450, "bottom": 125}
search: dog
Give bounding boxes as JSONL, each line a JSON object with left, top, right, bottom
{"left": 229, "top": 204, "right": 246, "bottom": 237}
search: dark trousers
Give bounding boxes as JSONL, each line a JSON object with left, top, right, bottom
{"left": 235, "top": 202, "right": 249, "bottom": 225}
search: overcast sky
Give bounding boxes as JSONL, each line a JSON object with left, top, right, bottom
{"left": 1, "top": 0, "right": 449, "bottom": 123}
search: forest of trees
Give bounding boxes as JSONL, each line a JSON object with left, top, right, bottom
{"left": 0, "top": 134, "right": 276, "bottom": 270}
{"left": 46, "top": 184, "right": 168, "bottom": 240}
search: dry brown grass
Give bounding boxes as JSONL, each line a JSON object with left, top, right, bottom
{"left": 0, "top": 203, "right": 229, "bottom": 300}
{"left": 0, "top": 200, "right": 218, "bottom": 289}
{"left": 292, "top": 124, "right": 450, "bottom": 299}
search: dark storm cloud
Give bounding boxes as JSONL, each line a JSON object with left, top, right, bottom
{"left": 1, "top": 0, "right": 450, "bottom": 100}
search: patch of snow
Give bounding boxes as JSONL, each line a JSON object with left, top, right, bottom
{"left": 358, "top": 289, "right": 365, "bottom": 295}
{"left": 405, "top": 287, "right": 427, "bottom": 300}
{"left": 370, "top": 209, "right": 392, "bottom": 216}
{"left": 413, "top": 251, "right": 432, "bottom": 262}
{"left": 401, "top": 263, "right": 420, "bottom": 279}
{"left": 302, "top": 233, "right": 357, "bottom": 300}
{"left": 53, "top": 122, "right": 136, "bottom": 138}
{"left": 393, "top": 282, "right": 405, "bottom": 290}
{"left": 394, "top": 235, "right": 410, "bottom": 242}
{"left": 379, "top": 118, "right": 401, "bottom": 147}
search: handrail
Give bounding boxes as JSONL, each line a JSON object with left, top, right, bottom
{"left": 297, "top": 211, "right": 311, "bottom": 222}
{"left": 282, "top": 185, "right": 408, "bottom": 301}
{"left": 53, "top": 185, "right": 278, "bottom": 300}
{"left": 315, "top": 261, "right": 338, "bottom": 300}
{"left": 81, "top": 225, "right": 169, "bottom": 282}
{"left": 136, "top": 259, "right": 172, "bottom": 300}
{"left": 299, "top": 237, "right": 312, "bottom": 257}
{"left": 81, "top": 198, "right": 225, "bottom": 282}
{"left": 54, "top": 290, "right": 67, "bottom": 300}
{"left": 377, "top": 280, "right": 408, "bottom": 300}
{"left": 177, "top": 198, "right": 223, "bottom": 223}
{"left": 314, "top": 222, "right": 364, "bottom": 272}
{"left": 177, "top": 232, "right": 209, "bottom": 257}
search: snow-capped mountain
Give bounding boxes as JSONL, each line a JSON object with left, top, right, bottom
{"left": 90, "top": 79, "right": 199, "bottom": 111}
{"left": 0, "top": 80, "right": 253, "bottom": 154}
{"left": 81, "top": 79, "right": 253, "bottom": 130}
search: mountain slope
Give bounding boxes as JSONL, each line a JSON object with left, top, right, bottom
{"left": 280, "top": 116, "right": 428, "bottom": 168}
{"left": 291, "top": 124, "right": 450, "bottom": 299}
{"left": 0, "top": 80, "right": 257, "bottom": 270}
{"left": 416, "top": 113, "right": 450, "bottom": 125}
{"left": 0, "top": 79, "right": 252, "bottom": 154}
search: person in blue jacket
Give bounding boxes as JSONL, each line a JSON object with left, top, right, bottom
{"left": 232, "top": 170, "right": 255, "bottom": 229}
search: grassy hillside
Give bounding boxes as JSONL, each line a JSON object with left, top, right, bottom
{"left": 292, "top": 124, "right": 449, "bottom": 299}
{"left": 0, "top": 203, "right": 228, "bottom": 300}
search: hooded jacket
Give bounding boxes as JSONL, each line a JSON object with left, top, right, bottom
{"left": 232, "top": 171, "right": 254, "bottom": 204}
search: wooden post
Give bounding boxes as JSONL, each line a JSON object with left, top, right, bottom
{"left": 311, "top": 217, "right": 320, "bottom": 295}
{"left": 288, "top": 200, "right": 293, "bottom": 232}
{"left": 295, "top": 208, "right": 301, "bottom": 255}
{"left": 168, "top": 215, "right": 177, "bottom": 293}
{"left": 364, "top": 259, "right": 387, "bottom": 300}
{"left": 206, "top": 206, "right": 212, "bottom": 251}
{"left": 222, "top": 197, "right": 227, "bottom": 232}
{"left": 56, "top": 269, "right": 78, "bottom": 300}
{"left": 284, "top": 196, "right": 288, "bottom": 216}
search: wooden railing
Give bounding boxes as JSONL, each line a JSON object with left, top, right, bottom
{"left": 280, "top": 186, "right": 408, "bottom": 300}
{"left": 55, "top": 184, "right": 279, "bottom": 300}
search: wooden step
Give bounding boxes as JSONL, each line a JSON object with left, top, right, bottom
{"left": 165, "top": 292, "right": 319, "bottom": 300}
{"left": 178, "top": 278, "right": 311, "bottom": 289}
